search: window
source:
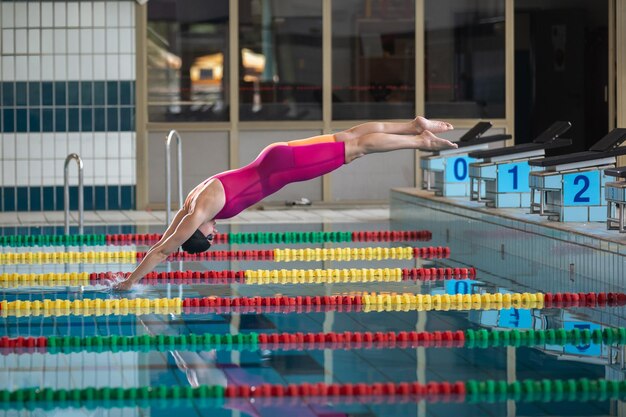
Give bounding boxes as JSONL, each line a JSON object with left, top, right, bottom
{"left": 332, "top": 0, "right": 416, "bottom": 120}
{"left": 147, "top": 0, "right": 229, "bottom": 122}
{"left": 239, "top": 0, "right": 323, "bottom": 121}
{"left": 425, "top": 0, "right": 505, "bottom": 118}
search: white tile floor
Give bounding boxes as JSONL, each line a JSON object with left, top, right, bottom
{"left": 0, "top": 206, "right": 390, "bottom": 227}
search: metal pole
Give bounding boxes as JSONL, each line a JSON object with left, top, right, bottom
{"left": 64, "top": 153, "right": 84, "bottom": 235}
{"left": 165, "top": 130, "right": 183, "bottom": 226}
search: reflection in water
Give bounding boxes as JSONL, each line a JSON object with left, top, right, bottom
{"left": 138, "top": 314, "right": 348, "bottom": 417}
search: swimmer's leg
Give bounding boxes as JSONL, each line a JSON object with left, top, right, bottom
{"left": 334, "top": 117, "right": 454, "bottom": 142}
{"left": 286, "top": 118, "right": 454, "bottom": 148}
{"left": 343, "top": 131, "right": 457, "bottom": 164}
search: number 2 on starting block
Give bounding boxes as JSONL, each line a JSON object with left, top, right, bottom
{"left": 444, "top": 156, "right": 475, "bottom": 183}
{"left": 497, "top": 161, "right": 531, "bottom": 193}
{"left": 563, "top": 171, "right": 600, "bottom": 206}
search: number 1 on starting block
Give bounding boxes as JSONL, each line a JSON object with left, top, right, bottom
{"left": 497, "top": 161, "right": 531, "bottom": 193}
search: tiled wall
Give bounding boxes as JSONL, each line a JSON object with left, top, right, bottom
{"left": 0, "top": 1, "right": 136, "bottom": 211}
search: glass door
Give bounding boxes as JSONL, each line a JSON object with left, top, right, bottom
{"left": 514, "top": 0, "right": 610, "bottom": 153}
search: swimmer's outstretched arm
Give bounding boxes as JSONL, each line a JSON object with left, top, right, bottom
{"left": 119, "top": 208, "right": 185, "bottom": 284}
{"left": 113, "top": 208, "right": 208, "bottom": 291}
{"left": 135, "top": 208, "right": 186, "bottom": 260}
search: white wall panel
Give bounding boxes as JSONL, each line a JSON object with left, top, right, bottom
{"left": 2, "top": 0, "right": 130, "bottom": 209}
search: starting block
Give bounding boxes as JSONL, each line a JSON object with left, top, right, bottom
{"left": 421, "top": 121, "right": 511, "bottom": 197}
{"left": 605, "top": 166, "right": 626, "bottom": 232}
{"left": 528, "top": 128, "right": 626, "bottom": 222}
{"left": 468, "top": 121, "right": 572, "bottom": 208}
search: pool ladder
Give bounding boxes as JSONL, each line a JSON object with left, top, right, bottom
{"left": 64, "top": 153, "right": 84, "bottom": 235}
{"left": 166, "top": 130, "right": 183, "bottom": 227}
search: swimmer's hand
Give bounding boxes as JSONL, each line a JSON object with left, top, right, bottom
{"left": 417, "top": 130, "right": 458, "bottom": 151}
{"left": 112, "top": 278, "right": 135, "bottom": 291}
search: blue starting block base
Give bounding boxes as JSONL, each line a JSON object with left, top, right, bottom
{"left": 421, "top": 155, "right": 481, "bottom": 197}
{"left": 469, "top": 160, "right": 543, "bottom": 208}
{"left": 529, "top": 167, "right": 613, "bottom": 222}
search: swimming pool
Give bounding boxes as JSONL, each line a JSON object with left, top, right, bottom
{"left": 0, "top": 219, "right": 622, "bottom": 417}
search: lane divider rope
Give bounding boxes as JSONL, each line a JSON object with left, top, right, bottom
{"left": 111, "top": 230, "right": 433, "bottom": 245}
{"left": 2, "top": 291, "right": 626, "bottom": 317}
{"left": 2, "top": 328, "right": 624, "bottom": 355}
{"left": 1, "top": 378, "right": 625, "bottom": 407}
{"left": 0, "top": 234, "right": 106, "bottom": 247}
{"left": 154, "top": 247, "right": 450, "bottom": 262}
{"left": 0, "top": 267, "right": 476, "bottom": 287}
{"left": 0, "top": 230, "right": 432, "bottom": 248}
{"left": 0, "top": 251, "right": 137, "bottom": 265}
{"left": 0, "top": 246, "right": 450, "bottom": 265}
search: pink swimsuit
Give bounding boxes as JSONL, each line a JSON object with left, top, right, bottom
{"left": 209, "top": 141, "right": 345, "bottom": 219}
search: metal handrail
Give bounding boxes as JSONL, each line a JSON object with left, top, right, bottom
{"left": 64, "top": 153, "right": 84, "bottom": 235}
{"left": 166, "top": 130, "right": 183, "bottom": 226}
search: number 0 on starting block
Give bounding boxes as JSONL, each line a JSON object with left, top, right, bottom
{"left": 444, "top": 156, "right": 475, "bottom": 183}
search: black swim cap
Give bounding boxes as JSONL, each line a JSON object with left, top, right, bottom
{"left": 181, "top": 229, "right": 212, "bottom": 254}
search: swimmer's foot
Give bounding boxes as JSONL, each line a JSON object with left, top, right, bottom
{"left": 413, "top": 116, "right": 454, "bottom": 134}
{"left": 416, "top": 130, "right": 458, "bottom": 151}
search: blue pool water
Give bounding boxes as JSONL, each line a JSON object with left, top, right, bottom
{"left": 0, "top": 221, "right": 620, "bottom": 417}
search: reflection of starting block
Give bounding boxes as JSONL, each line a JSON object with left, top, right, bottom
{"left": 528, "top": 128, "right": 626, "bottom": 222}
{"left": 468, "top": 121, "right": 572, "bottom": 208}
{"left": 421, "top": 122, "right": 511, "bottom": 197}
{"left": 605, "top": 166, "right": 626, "bottom": 232}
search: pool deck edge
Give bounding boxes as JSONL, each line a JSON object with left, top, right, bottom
{"left": 391, "top": 188, "right": 626, "bottom": 255}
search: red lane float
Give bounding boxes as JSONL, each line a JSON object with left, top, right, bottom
{"left": 255, "top": 330, "right": 466, "bottom": 350}
{"left": 107, "top": 233, "right": 229, "bottom": 245}
{"left": 181, "top": 295, "right": 364, "bottom": 308}
{"left": 0, "top": 336, "right": 48, "bottom": 350}
{"left": 542, "top": 292, "right": 626, "bottom": 308}
{"left": 223, "top": 381, "right": 466, "bottom": 402}
{"left": 350, "top": 230, "right": 432, "bottom": 242}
